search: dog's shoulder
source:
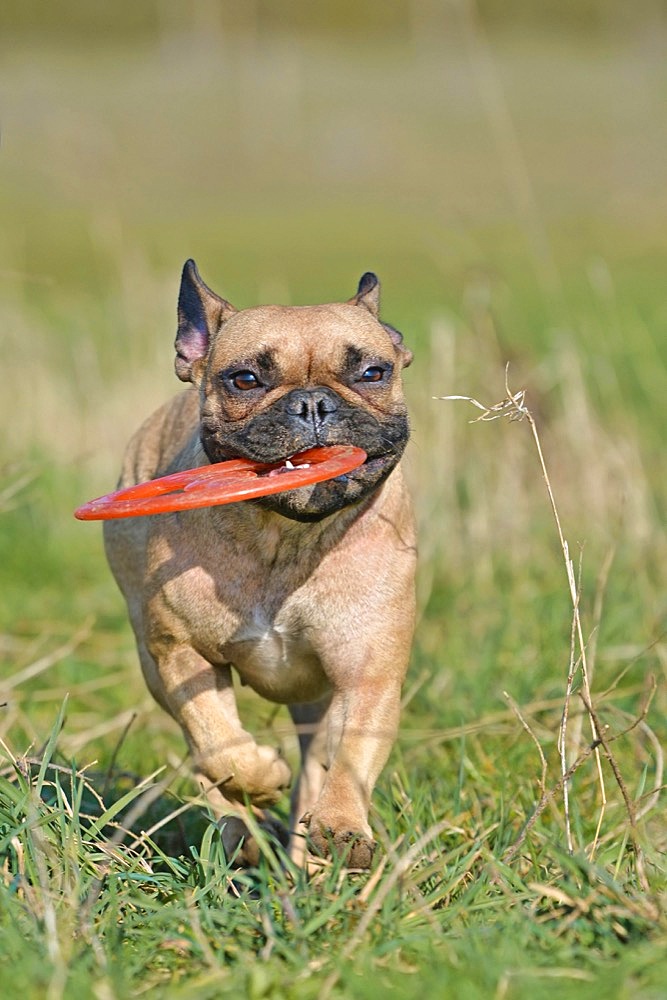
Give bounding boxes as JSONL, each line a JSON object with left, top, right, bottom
{"left": 117, "top": 390, "right": 201, "bottom": 487}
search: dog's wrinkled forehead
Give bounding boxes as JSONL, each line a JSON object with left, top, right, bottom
{"left": 174, "top": 261, "right": 412, "bottom": 385}
{"left": 208, "top": 303, "right": 393, "bottom": 380}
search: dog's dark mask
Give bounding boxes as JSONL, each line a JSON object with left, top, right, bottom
{"left": 201, "top": 384, "right": 409, "bottom": 522}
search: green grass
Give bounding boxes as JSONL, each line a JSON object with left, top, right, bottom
{"left": 1, "top": 6, "right": 666, "bottom": 998}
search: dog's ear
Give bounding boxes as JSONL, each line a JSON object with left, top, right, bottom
{"left": 175, "top": 260, "right": 237, "bottom": 384}
{"left": 350, "top": 273, "right": 413, "bottom": 368}
{"left": 349, "top": 271, "right": 380, "bottom": 318}
{"left": 382, "top": 322, "right": 413, "bottom": 369}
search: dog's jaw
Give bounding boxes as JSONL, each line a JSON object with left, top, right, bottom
{"left": 252, "top": 449, "right": 404, "bottom": 522}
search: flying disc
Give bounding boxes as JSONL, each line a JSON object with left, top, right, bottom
{"left": 74, "top": 445, "right": 367, "bottom": 521}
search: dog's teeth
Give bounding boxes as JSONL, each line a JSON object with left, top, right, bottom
{"left": 285, "top": 460, "right": 295, "bottom": 470}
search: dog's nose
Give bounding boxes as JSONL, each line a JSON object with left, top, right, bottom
{"left": 285, "top": 388, "right": 339, "bottom": 428}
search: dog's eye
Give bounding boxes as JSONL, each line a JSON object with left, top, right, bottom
{"left": 360, "top": 365, "right": 386, "bottom": 383}
{"left": 230, "top": 370, "right": 261, "bottom": 391}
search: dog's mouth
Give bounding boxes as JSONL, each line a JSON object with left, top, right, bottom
{"left": 201, "top": 429, "right": 405, "bottom": 520}
{"left": 262, "top": 448, "right": 392, "bottom": 482}
{"left": 265, "top": 456, "right": 315, "bottom": 478}
{"left": 245, "top": 447, "right": 400, "bottom": 522}
{"left": 201, "top": 401, "right": 409, "bottom": 522}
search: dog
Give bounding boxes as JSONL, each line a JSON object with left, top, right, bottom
{"left": 104, "top": 260, "right": 416, "bottom": 868}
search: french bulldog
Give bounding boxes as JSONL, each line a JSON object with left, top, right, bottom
{"left": 104, "top": 260, "right": 416, "bottom": 868}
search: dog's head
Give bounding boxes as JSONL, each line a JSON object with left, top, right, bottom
{"left": 174, "top": 260, "right": 413, "bottom": 522}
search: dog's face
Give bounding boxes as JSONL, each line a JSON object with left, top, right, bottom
{"left": 174, "top": 260, "right": 412, "bottom": 521}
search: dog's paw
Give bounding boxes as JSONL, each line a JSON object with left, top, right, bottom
{"left": 223, "top": 743, "right": 292, "bottom": 807}
{"left": 199, "top": 741, "right": 291, "bottom": 808}
{"left": 301, "top": 812, "right": 376, "bottom": 869}
{"left": 218, "top": 812, "right": 289, "bottom": 867}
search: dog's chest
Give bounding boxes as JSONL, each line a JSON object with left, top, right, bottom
{"left": 165, "top": 566, "right": 329, "bottom": 703}
{"left": 153, "top": 511, "right": 342, "bottom": 703}
{"left": 220, "top": 615, "right": 329, "bottom": 705}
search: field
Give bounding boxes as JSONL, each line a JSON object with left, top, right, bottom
{"left": 1, "top": 4, "right": 666, "bottom": 997}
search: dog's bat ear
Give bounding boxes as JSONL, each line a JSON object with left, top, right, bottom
{"left": 351, "top": 274, "right": 412, "bottom": 367}
{"left": 175, "top": 260, "right": 237, "bottom": 383}
{"left": 382, "top": 322, "right": 413, "bottom": 368}
{"left": 349, "top": 271, "right": 380, "bottom": 317}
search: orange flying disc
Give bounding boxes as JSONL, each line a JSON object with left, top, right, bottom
{"left": 74, "top": 445, "right": 367, "bottom": 521}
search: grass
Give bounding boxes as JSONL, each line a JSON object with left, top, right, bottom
{"left": 1, "top": 5, "right": 666, "bottom": 998}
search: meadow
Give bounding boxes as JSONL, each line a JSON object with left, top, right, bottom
{"left": 1, "top": 4, "right": 666, "bottom": 997}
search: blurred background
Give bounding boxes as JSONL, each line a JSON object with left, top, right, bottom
{"left": 0, "top": 1, "right": 665, "bottom": 757}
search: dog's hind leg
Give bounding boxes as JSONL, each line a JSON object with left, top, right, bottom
{"left": 287, "top": 697, "right": 331, "bottom": 866}
{"left": 197, "top": 783, "right": 289, "bottom": 867}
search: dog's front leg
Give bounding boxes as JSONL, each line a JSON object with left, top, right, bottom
{"left": 301, "top": 678, "right": 402, "bottom": 869}
{"left": 153, "top": 644, "right": 292, "bottom": 807}
{"left": 153, "top": 644, "right": 292, "bottom": 863}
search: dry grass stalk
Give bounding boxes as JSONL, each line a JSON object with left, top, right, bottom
{"left": 0, "top": 466, "right": 37, "bottom": 514}
{"left": 573, "top": 546, "right": 617, "bottom": 741}
{"left": 501, "top": 735, "right": 603, "bottom": 866}
{"left": 503, "top": 691, "right": 547, "bottom": 801}
{"left": 634, "top": 716, "right": 663, "bottom": 823}
{"left": 580, "top": 694, "right": 651, "bottom": 895}
{"left": 436, "top": 365, "right": 659, "bottom": 865}
{"left": 3, "top": 620, "right": 94, "bottom": 692}
{"left": 503, "top": 672, "right": 659, "bottom": 867}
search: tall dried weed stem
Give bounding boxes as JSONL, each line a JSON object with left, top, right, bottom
{"left": 433, "top": 351, "right": 662, "bottom": 892}
{"left": 409, "top": 310, "right": 658, "bottom": 593}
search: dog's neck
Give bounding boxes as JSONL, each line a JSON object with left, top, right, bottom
{"left": 179, "top": 429, "right": 377, "bottom": 546}
{"left": 206, "top": 486, "right": 373, "bottom": 568}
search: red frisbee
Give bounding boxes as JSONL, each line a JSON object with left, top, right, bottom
{"left": 74, "top": 445, "right": 367, "bottom": 521}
